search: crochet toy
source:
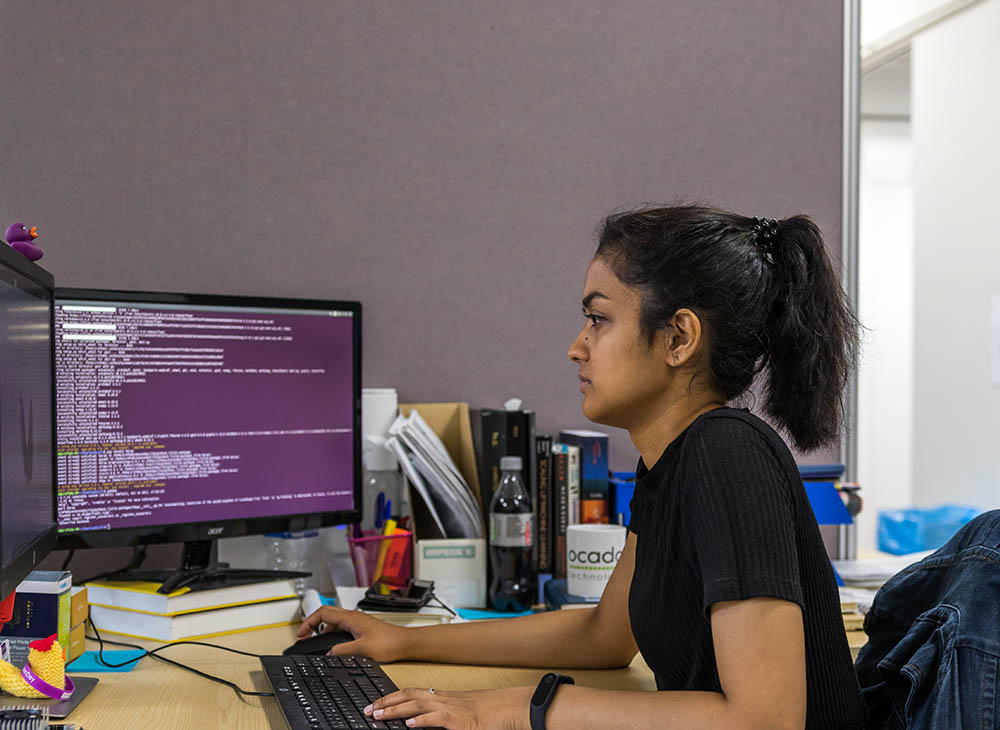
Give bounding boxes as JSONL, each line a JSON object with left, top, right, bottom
{"left": 0, "top": 634, "right": 73, "bottom": 700}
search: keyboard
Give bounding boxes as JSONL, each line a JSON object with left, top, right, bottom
{"left": 261, "top": 654, "right": 432, "bottom": 730}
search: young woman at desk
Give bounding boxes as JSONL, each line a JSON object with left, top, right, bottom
{"left": 301, "top": 205, "right": 865, "bottom": 730}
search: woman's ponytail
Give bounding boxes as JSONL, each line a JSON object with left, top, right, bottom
{"left": 596, "top": 205, "right": 859, "bottom": 452}
{"left": 762, "top": 216, "right": 858, "bottom": 451}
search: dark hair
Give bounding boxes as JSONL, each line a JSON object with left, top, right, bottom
{"left": 595, "top": 204, "right": 858, "bottom": 452}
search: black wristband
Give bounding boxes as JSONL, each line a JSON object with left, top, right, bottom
{"left": 529, "top": 672, "right": 574, "bottom": 730}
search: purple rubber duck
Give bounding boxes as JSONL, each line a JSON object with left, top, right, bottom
{"left": 5, "top": 222, "right": 43, "bottom": 261}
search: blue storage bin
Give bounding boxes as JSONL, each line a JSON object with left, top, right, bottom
{"left": 877, "top": 505, "right": 983, "bottom": 554}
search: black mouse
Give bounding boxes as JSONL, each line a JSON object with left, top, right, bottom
{"left": 283, "top": 630, "right": 355, "bottom": 656}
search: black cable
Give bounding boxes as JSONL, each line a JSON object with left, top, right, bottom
{"left": 60, "top": 549, "right": 74, "bottom": 572}
{"left": 85, "top": 618, "right": 274, "bottom": 698}
{"left": 430, "top": 594, "right": 456, "bottom": 617}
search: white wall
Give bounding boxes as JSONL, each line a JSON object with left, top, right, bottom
{"left": 857, "top": 50, "right": 915, "bottom": 550}
{"left": 862, "top": 0, "right": 983, "bottom": 47}
{"left": 857, "top": 117, "right": 914, "bottom": 550}
{"left": 911, "top": 0, "right": 1000, "bottom": 510}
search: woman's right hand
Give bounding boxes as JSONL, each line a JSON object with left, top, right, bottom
{"left": 297, "top": 605, "right": 411, "bottom": 663}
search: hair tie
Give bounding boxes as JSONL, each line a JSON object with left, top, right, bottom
{"left": 750, "top": 217, "right": 780, "bottom": 260}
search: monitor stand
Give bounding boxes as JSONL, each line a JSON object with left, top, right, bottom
{"left": 99, "top": 540, "right": 310, "bottom": 595}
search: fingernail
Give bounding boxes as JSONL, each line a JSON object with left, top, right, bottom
{"left": 406, "top": 720, "right": 415, "bottom": 727}
{"left": 363, "top": 704, "right": 372, "bottom": 715}
{"left": 373, "top": 709, "right": 384, "bottom": 719}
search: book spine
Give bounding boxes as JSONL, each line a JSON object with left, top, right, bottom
{"left": 551, "top": 445, "right": 569, "bottom": 579}
{"left": 535, "top": 435, "right": 553, "bottom": 572}
{"left": 559, "top": 432, "right": 610, "bottom": 523}
{"left": 471, "top": 408, "right": 507, "bottom": 528}
{"left": 566, "top": 445, "right": 580, "bottom": 526}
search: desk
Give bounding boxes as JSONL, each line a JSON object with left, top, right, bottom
{"left": 66, "top": 625, "right": 657, "bottom": 729}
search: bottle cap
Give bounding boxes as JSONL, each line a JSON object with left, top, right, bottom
{"left": 500, "top": 456, "right": 522, "bottom": 471}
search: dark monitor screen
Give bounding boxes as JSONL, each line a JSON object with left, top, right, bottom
{"left": 0, "top": 246, "right": 57, "bottom": 598}
{"left": 54, "top": 289, "right": 361, "bottom": 548}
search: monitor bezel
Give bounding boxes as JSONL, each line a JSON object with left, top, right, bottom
{"left": 53, "top": 286, "right": 363, "bottom": 551}
{"left": 0, "top": 244, "right": 58, "bottom": 598}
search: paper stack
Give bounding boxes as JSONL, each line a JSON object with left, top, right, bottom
{"left": 334, "top": 586, "right": 462, "bottom": 627}
{"left": 832, "top": 551, "right": 933, "bottom": 589}
{"left": 384, "top": 410, "right": 484, "bottom": 539}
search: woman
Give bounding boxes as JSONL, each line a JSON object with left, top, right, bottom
{"left": 300, "top": 205, "right": 866, "bottom": 730}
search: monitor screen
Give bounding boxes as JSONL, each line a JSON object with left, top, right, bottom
{"left": 0, "top": 246, "right": 57, "bottom": 598}
{"left": 54, "top": 290, "right": 361, "bottom": 547}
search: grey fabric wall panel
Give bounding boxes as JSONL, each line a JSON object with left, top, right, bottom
{"left": 3, "top": 1, "right": 843, "bottom": 570}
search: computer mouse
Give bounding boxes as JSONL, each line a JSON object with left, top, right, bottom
{"left": 283, "top": 630, "right": 355, "bottom": 656}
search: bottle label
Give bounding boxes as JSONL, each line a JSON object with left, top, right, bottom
{"left": 490, "top": 513, "right": 533, "bottom": 548}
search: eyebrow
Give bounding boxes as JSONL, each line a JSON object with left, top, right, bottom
{"left": 582, "top": 291, "right": 611, "bottom": 309}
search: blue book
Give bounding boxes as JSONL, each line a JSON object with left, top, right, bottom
{"left": 543, "top": 578, "right": 600, "bottom": 610}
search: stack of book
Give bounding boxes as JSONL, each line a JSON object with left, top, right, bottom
{"left": 86, "top": 578, "right": 301, "bottom": 642}
{"left": 839, "top": 590, "right": 871, "bottom": 653}
{"left": 471, "top": 406, "right": 613, "bottom": 583}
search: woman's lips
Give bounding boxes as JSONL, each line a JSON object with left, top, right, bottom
{"left": 578, "top": 374, "right": 591, "bottom": 391}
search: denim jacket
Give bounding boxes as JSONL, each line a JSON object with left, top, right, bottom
{"left": 855, "top": 510, "right": 1000, "bottom": 729}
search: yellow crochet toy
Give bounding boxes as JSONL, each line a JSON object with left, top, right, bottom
{"left": 0, "top": 634, "right": 70, "bottom": 699}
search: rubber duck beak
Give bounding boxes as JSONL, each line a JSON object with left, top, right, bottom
{"left": 29, "top": 227, "right": 37, "bottom": 239}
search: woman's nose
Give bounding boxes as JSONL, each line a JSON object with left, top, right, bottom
{"left": 568, "top": 328, "right": 588, "bottom": 363}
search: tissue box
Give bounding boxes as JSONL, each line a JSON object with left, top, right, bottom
{"left": 0, "top": 570, "right": 72, "bottom": 666}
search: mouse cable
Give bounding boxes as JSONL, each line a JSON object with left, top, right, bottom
{"left": 85, "top": 619, "right": 274, "bottom": 698}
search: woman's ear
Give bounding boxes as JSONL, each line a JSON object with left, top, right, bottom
{"left": 662, "top": 308, "right": 703, "bottom": 368}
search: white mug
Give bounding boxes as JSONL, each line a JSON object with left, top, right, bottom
{"left": 566, "top": 524, "right": 627, "bottom": 598}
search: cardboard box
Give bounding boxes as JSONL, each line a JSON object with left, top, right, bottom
{"left": 0, "top": 570, "right": 72, "bottom": 666}
{"left": 67, "top": 621, "right": 86, "bottom": 664}
{"left": 70, "top": 585, "right": 88, "bottom": 629}
{"left": 400, "top": 403, "right": 487, "bottom": 608}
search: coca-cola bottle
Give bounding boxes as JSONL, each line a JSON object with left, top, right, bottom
{"left": 489, "top": 456, "right": 535, "bottom": 611}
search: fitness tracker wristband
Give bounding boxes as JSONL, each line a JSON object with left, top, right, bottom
{"left": 529, "top": 672, "right": 574, "bottom": 730}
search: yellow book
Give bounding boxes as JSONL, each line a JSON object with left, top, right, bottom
{"left": 88, "top": 597, "right": 300, "bottom": 642}
{"left": 85, "top": 578, "right": 298, "bottom": 616}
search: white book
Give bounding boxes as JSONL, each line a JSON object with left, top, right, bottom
{"left": 89, "top": 597, "right": 301, "bottom": 641}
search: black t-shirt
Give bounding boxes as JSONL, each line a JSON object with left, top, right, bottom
{"left": 627, "top": 407, "right": 865, "bottom": 730}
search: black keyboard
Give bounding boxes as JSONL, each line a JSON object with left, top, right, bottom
{"left": 262, "top": 654, "right": 415, "bottom": 730}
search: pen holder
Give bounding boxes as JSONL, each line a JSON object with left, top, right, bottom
{"left": 347, "top": 530, "right": 413, "bottom": 587}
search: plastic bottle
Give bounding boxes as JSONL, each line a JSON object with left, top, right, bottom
{"left": 265, "top": 530, "right": 319, "bottom": 596}
{"left": 489, "top": 456, "right": 535, "bottom": 611}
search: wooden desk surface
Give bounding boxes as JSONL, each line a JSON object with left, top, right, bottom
{"left": 68, "top": 625, "right": 656, "bottom": 729}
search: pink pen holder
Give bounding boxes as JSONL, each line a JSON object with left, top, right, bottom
{"left": 346, "top": 530, "right": 412, "bottom": 587}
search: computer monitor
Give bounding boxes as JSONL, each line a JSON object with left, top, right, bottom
{"left": 53, "top": 288, "right": 361, "bottom": 591}
{"left": 0, "top": 245, "right": 57, "bottom": 602}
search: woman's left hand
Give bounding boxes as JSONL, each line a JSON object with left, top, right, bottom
{"left": 364, "top": 685, "right": 533, "bottom": 730}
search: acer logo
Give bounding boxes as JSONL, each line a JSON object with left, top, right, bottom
{"left": 207, "top": 527, "right": 224, "bottom": 536}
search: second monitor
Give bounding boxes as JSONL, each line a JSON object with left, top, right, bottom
{"left": 54, "top": 288, "right": 361, "bottom": 591}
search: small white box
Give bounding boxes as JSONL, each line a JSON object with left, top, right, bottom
{"left": 415, "top": 538, "right": 487, "bottom": 608}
